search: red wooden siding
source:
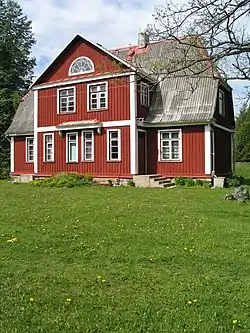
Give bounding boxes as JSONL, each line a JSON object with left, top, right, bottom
{"left": 37, "top": 126, "right": 130, "bottom": 178}
{"left": 38, "top": 77, "right": 130, "bottom": 127}
{"left": 13, "top": 137, "right": 34, "bottom": 174}
{"left": 213, "top": 127, "right": 232, "bottom": 176}
{"left": 147, "top": 126, "right": 206, "bottom": 178}
{"left": 39, "top": 39, "right": 126, "bottom": 84}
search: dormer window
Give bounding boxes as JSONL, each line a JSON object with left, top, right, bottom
{"left": 218, "top": 90, "right": 225, "bottom": 116}
{"left": 140, "top": 82, "right": 150, "bottom": 107}
{"left": 69, "top": 57, "right": 94, "bottom": 76}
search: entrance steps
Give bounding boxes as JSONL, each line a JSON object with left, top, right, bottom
{"left": 133, "top": 174, "right": 174, "bottom": 188}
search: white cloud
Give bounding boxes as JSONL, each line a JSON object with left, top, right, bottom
{"left": 19, "top": 0, "right": 162, "bottom": 69}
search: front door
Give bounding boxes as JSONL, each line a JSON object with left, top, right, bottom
{"left": 138, "top": 130, "right": 147, "bottom": 174}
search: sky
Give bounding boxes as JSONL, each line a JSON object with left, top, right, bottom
{"left": 19, "top": 0, "right": 246, "bottom": 112}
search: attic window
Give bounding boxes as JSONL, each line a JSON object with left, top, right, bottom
{"left": 69, "top": 57, "right": 94, "bottom": 76}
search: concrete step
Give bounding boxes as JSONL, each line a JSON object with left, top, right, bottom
{"left": 148, "top": 174, "right": 162, "bottom": 179}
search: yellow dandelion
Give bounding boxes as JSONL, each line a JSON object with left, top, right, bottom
{"left": 29, "top": 298, "right": 34, "bottom": 302}
{"left": 232, "top": 320, "right": 237, "bottom": 324}
{"left": 184, "top": 247, "right": 188, "bottom": 250}
{"left": 190, "top": 249, "right": 193, "bottom": 252}
{"left": 66, "top": 298, "right": 71, "bottom": 302}
{"left": 187, "top": 300, "right": 192, "bottom": 305}
{"left": 193, "top": 299, "right": 198, "bottom": 303}
{"left": 102, "top": 279, "right": 106, "bottom": 283}
{"left": 97, "top": 276, "right": 102, "bottom": 279}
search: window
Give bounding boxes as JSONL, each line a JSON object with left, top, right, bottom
{"left": 26, "top": 137, "right": 34, "bottom": 163}
{"left": 88, "top": 82, "right": 107, "bottom": 111}
{"left": 44, "top": 134, "right": 54, "bottom": 162}
{"left": 66, "top": 133, "right": 78, "bottom": 162}
{"left": 218, "top": 90, "right": 225, "bottom": 116}
{"left": 107, "top": 130, "right": 121, "bottom": 161}
{"left": 82, "top": 131, "right": 94, "bottom": 161}
{"left": 69, "top": 57, "right": 94, "bottom": 76}
{"left": 158, "top": 130, "right": 182, "bottom": 161}
{"left": 140, "top": 82, "right": 150, "bottom": 107}
{"left": 58, "top": 87, "right": 75, "bottom": 113}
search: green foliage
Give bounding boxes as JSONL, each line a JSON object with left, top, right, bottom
{"left": 127, "top": 179, "right": 136, "bottom": 187}
{"left": 185, "top": 178, "right": 196, "bottom": 187}
{"left": 0, "top": 0, "right": 36, "bottom": 169}
{"left": 0, "top": 166, "right": 9, "bottom": 179}
{"left": 1, "top": 182, "right": 250, "bottom": 332}
{"left": 225, "top": 173, "right": 244, "bottom": 188}
{"left": 84, "top": 173, "right": 94, "bottom": 182}
{"left": 174, "top": 177, "right": 209, "bottom": 187}
{"left": 174, "top": 177, "right": 186, "bottom": 186}
{"left": 29, "top": 173, "right": 93, "bottom": 188}
{"left": 235, "top": 105, "right": 250, "bottom": 162}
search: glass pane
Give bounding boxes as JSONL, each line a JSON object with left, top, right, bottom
{"left": 171, "top": 140, "right": 179, "bottom": 147}
{"left": 69, "top": 143, "right": 77, "bottom": 161}
{"left": 161, "top": 132, "right": 169, "bottom": 139}
{"left": 69, "top": 134, "right": 76, "bottom": 142}
{"left": 85, "top": 153, "right": 92, "bottom": 160}
{"left": 171, "top": 132, "right": 179, "bottom": 139}
{"left": 111, "top": 146, "right": 118, "bottom": 153}
{"left": 110, "top": 132, "right": 118, "bottom": 139}
{"left": 100, "top": 84, "right": 106, "bottom": 91}
{"left": 162, "top": 140, "right": 169, "bottom": 147}
{"left": 111, "top": 152, "right": 119, "bottom": 159}
{"left": 85, "top": 133, "right": 92, "bottom": 140}
{"left": 90, "top": 86, "right": 98, "bottom": 92}
{"left": 162, "top": 153, "right": 170, "bottom": 160}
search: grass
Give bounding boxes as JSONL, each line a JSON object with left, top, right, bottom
{"left": 1, "top": 181, "right": 250, "bottom": 332}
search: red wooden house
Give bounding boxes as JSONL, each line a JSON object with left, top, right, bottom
{"left": 6, "top": 33, "right": 235, "bottom": 183}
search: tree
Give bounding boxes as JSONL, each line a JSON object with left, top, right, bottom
{"left": 0, "top": 0, "right": 36, "bottom": 172}
{"left": 235, "top": 104, "right": 250, "bottom": 162}
{"left": 147, "top": 0, "right": 250, "bottom": 87}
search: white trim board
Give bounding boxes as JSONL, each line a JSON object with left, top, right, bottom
{"left": 10, "top": 137, "right": 14, "bottom": 173}
{"left": 37, "top": 120, "right": 131, "bottom": 133}
{"left": 33, "top": 71, "right": 134, "bottom": 90}
{"left": 130, "top": 74, "right": 138, "bottom": 175}
{"left": 204, "top": 125, "right": 212, "bottom": 175}
{"left": 33, "top": 90, "right": 38, "bottom": 173}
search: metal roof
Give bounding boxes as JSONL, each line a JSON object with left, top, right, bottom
{"left": 5, "top": 91, "right": 34, "bottom": 136}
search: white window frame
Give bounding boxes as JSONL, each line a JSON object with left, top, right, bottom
{"left": 43, "top": 133, "right": 54, "bottom": 162}
{"left": 68, "top": 56, "right": 95, "bottom": 76}
{"left": 66, "top": 132, "right": 78, "bottom": 163}
{"left": 81, "top": 130, "right": 94, "bottom": 162}
{"left": 57, "top": 86, "right": 76, "bottom": 114}
{"left": 107, "top": 129, "right": 121, "bottom": 161}
{"left": 158, "top": 129, "right": 182, "bottom": 162}
{"left": 26, "top": 137, "right": 34, "bottom": 163}
{"left": 140, "top": 82, "right": 150, "bottom": 107}
{"left": 87, "top": 81, "right": 108, "bottom": 111}
{"left": 218, "top": 89, "right": 225, "bottom": 116}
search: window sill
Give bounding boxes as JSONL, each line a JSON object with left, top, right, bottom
{"left": 57, "top": 111, "right": 76, "bottom": 115}
{"left": 43, "top": 161, "right": 55, "bottom": 163}
{"left": 141, "top": 103, "right": 150, "bottom": 107}
{"left": 26, "top": 161, "right": 34, "bottom": 164}
{"left": 107, "top": 160, "right": 122, "bottom": 163}
{"left": 87, "top": 108, "right": 108, "bottom": 112}
{"left": 66, "top": 161, "right": 79, "bottom": 164}
{"left": 158, "top": 160, "right": 183, "bottom": 163}
{"left": 81, "top": 160, "right": 94, "bottom": 163}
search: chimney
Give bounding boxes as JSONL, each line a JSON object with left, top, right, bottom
{"left": 138, "top": 30, "right": 149, "bottom": 48}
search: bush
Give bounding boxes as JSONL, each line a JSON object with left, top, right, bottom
{"left": 0, "top": 167, "right": 10, "bottom": 180}
{"left": 29, "top": 173, "right": 93, "bottom": 188}
{"left": 225, "top": 173, "right": 244, "bottom": 188}
{"left": 174, "top": 177, "right": 186, "bottom": 186}
{"left": 84, "top": 173, "right": 94, "bottom": 182}
{"left": 185, "top": 178, "right": 196, "bottom": 187}
{"left": 127, "top": 179, "right": 136, "bottom": 187}
{"left": 195, "top": 179, "right": 203, "bottom": 187}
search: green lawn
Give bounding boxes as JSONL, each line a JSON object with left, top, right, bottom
{"left": 1, "top": 181, "right": 250, "bottom": 333}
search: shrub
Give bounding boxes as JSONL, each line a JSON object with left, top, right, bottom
{"left": 29, "top": 173, "right": 93, "bottom": 188}
{"left": 185, "top": 178, "right": 196, "bottom": 187}
{"left": 225, "top": 173, "right": 244, "bottom": 188}
{"left": 0, "top": 167, "right": 10, "bottom": 180}
{"left": 174, "top": 177, "right": 186, "bottom": 186}
{"left": 195, "top": 179, "right": 203, "bottom": 187}
{"left": 84, "top": 173, "right": 94, "bottom": 182}
{"left": 127, "top": 179, "right": 136, "bottom": 187}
